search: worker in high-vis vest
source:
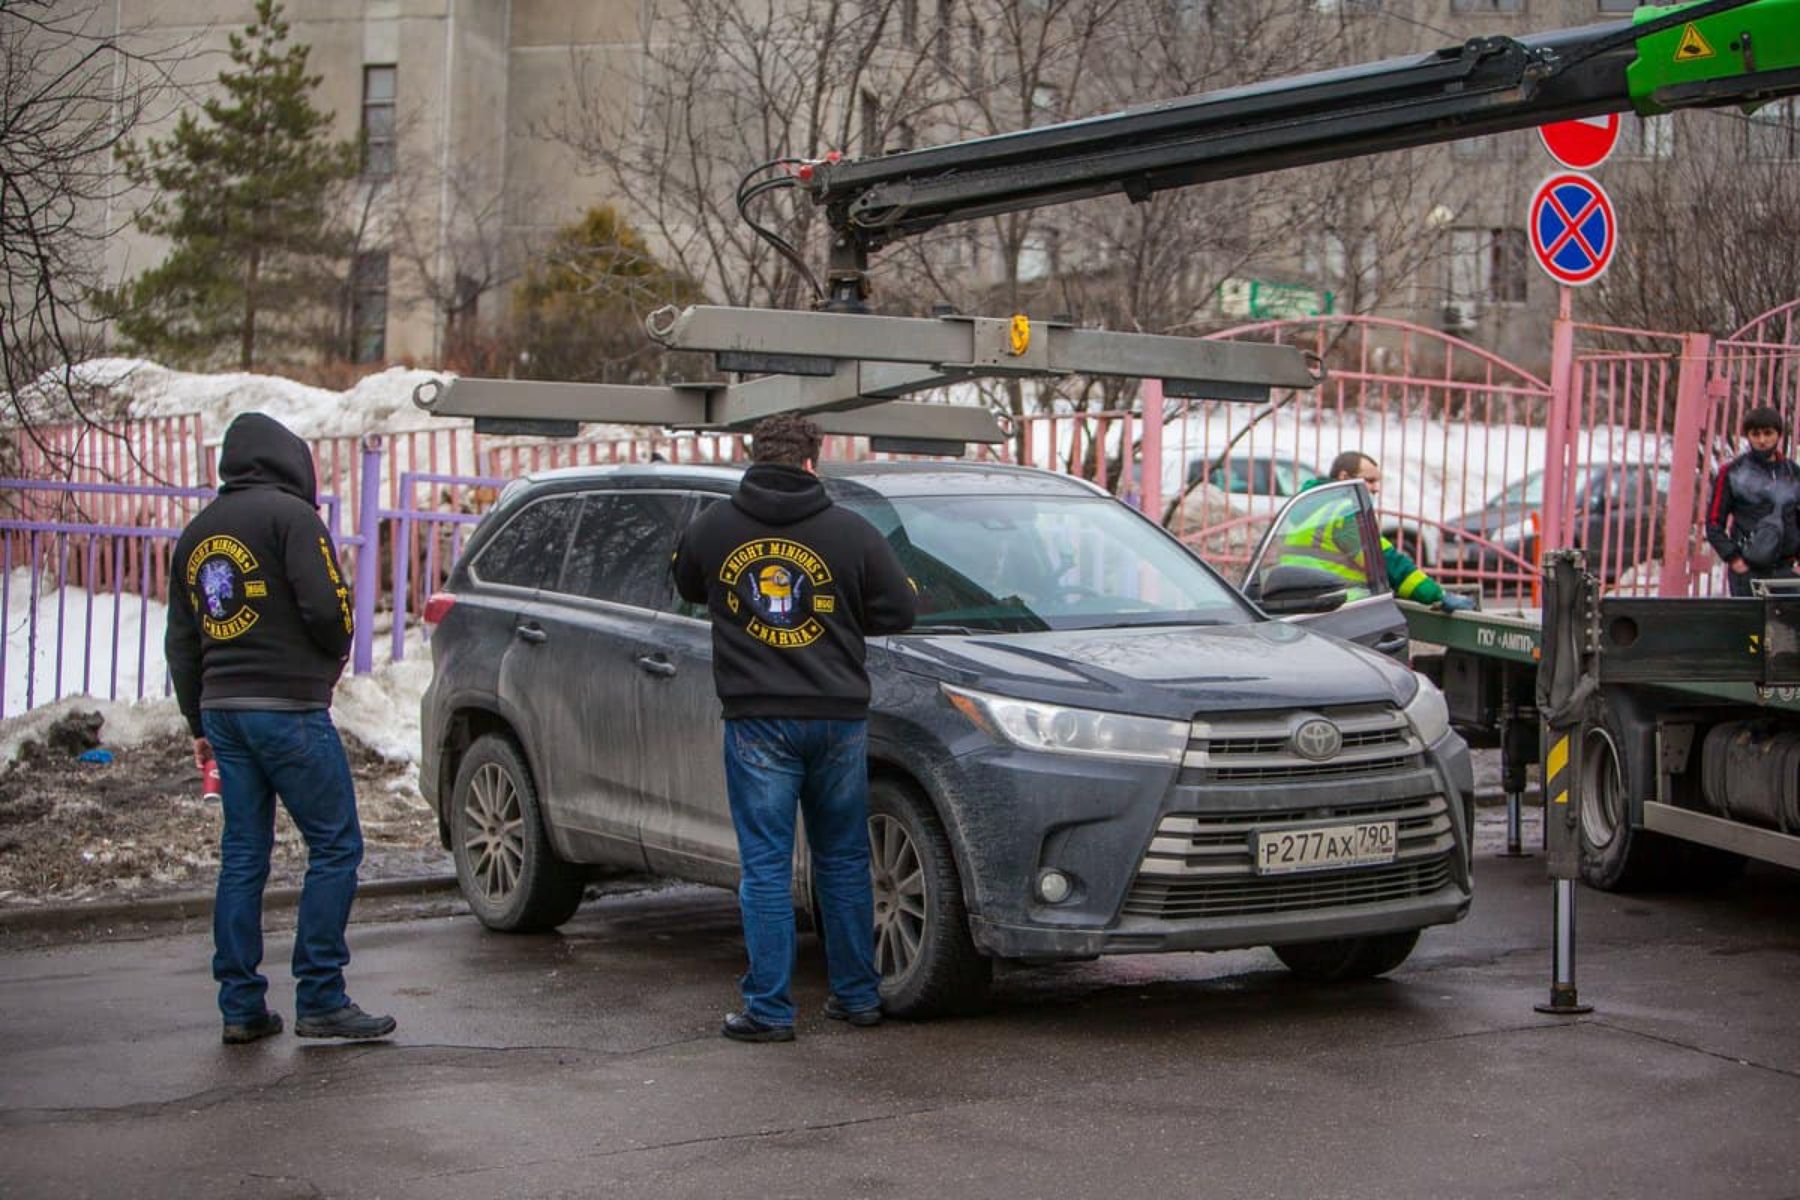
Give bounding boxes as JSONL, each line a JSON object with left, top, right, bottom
{"left": 1291, "top": 452, "right": 1476, "bottom": 611}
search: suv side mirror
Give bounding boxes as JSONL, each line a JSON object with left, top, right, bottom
{"left": 1252, "top": 564, "right": 1350, "bottom": 615}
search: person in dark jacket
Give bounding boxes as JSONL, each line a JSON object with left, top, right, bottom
{"left": 1706, "top": 406, "right": 1800, "bottom": 597}
{"left": 672, "top": 414, "right": 916, "bottom": 1042}
{"left": 166, "top": 413, "right": 395, "bottom": 1044}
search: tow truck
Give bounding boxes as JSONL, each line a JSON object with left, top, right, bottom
{"left": 414, "top": 0, "right": 1800, "bottom": 1003}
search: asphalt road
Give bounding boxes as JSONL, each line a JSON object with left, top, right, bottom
{"left": 2, "top": 811, "right": 1797, "bottom": 1200}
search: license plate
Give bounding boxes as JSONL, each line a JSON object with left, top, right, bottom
{"left": 1252, "top": 820, "right": 1397, "bottom": 875}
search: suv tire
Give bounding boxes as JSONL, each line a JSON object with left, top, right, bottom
{"left": 1272, "top": 929, "right": 1420, "bottom": 981}
{"left": 451, "top": 733, "right": 585, "bottom": 933}
{"left": 867, "top": 777, "right": 991, "bottom": 1017}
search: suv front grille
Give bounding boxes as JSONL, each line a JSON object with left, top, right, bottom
{"left": 1182, "top": 704, "right": 1421, "bottom": 784}
{"left": 1120, "top": 794, "right": 1457, "bottom": 921}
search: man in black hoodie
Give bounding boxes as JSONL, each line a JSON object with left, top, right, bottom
{"left": 672, "top": 414, "right": 916, "bottom": 1042}
{"left": 167, "top": 413, "right": 395, "bottom": 1044}
{"left": 1706, "top": 405, "right": 1800, "bottom": 597}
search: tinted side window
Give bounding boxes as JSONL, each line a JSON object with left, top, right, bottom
{"left": 672, "top": 495, "right": 725, "bottom": 620}
{"left": 557, "top": 491, "right": 689, "bottom": 609}
{"left": 471, "top": 496, "right": 579, "bottom": 590}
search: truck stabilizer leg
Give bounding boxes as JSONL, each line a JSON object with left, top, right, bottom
{"left": 1534, "top": 878, "right": 1594, "bottom": 1015}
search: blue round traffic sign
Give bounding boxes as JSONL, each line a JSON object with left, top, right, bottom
{"left": 1529, "top": 172, "right": 1616, "bottom": 286}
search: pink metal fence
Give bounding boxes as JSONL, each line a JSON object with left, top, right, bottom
{"left": 1162, "top": 316, "right": 1555, "bottom": 606}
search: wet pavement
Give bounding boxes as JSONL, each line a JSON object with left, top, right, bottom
{"left": 2, "top": 810, "right": 1797, "bottom": 1200}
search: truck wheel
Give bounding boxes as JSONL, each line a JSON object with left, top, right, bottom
{"left": 867, "top": 777, "right": 992, "bottom": 1017}
{"left": 1272, "top": 929, "right": 1420, "bottom": 981}
{"left": 451, "top": 734, "right": 585, "bottom": 933}
{"left": 1576, "top": 716, "right": 1681, "bottom": 892}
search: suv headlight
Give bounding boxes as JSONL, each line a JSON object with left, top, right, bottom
{"left": 1403, "top": 674, "right": 1451, "bottom": 745}
{"left": 941, "top": 683, "right": 1188, "bottom": 765}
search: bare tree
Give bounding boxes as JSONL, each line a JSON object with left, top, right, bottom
{"left": 0, "top": 0, "right": 183, "bottom": 473}
{"left": 1596, "top": 106, "right": 1800, "bottom": 339}
{"left": 547, "top": 0, "right": 957, "bottom": 312}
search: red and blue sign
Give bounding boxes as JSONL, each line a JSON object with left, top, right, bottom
{"left": 1529, "top": 172, "right": 1616, "bottom": 287}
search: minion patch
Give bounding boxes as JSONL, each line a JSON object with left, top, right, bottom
{"left": 718, "top": 537, "right": 835, "bottom": 649}
{"left": 186, "top": 535, "right": 262, "bottom": 641}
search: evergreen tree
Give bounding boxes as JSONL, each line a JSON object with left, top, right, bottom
{"left": 98, "top": 0, "right": 358, "bottom": 370}
{"left": 512, "top": 206, "right": 707, "bottom": 384}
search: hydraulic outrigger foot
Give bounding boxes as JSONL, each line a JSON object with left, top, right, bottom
{"left": 1534, "top": 878, "right": 1594, "bottom": 1016}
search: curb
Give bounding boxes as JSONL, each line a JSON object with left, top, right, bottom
{"left": 0, "top": 874, "right": 461, "bottom": 935}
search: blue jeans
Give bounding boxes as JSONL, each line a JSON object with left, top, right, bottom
{"left": 723, "top": 718, "right": 881, "bottom": 1026}
{"left": 201, "top": 708, "right": 364, "bottom": 1023}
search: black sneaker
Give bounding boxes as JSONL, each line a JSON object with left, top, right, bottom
{"left": 823, "top": 995, "right": 884, "bottom": 1027}
{"left": 222, "top": 1011, "right": 284, "bottom": 1045}
{"left": 295, "top": 1003, "right": 397, "bottom": 1041}
{"left": 721, "top": 1012, "right": 795, "bottom": 1043}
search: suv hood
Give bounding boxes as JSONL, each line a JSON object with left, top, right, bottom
{"left": 885, "top": 622, "right": 1416, "bottom": 719}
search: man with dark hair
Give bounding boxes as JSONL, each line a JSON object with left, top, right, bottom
{"left": 1291, "top": 452, "right": 1475, "bottom": 610}
{"left": 1706, "top": 405, "right": 1800, "bottom": 597}
{"left": 167, "top": 413, "right": 396, "bottom": 1044}
{"left": 672, "top": 413, "right": 917, "bottom": 1042}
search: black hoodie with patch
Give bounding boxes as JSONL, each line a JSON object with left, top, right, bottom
{"left": 166, "top": 413, "right": 354, "bottom": 736}
{"left": 672, "top": 464, "right": 916, "bottom": 720}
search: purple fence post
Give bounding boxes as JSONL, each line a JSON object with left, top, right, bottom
{"left": 391, "top": 474, "right": 411, "bottom": 664}
{"left": 353, "top": 436, "right": 382, "bottom": 675}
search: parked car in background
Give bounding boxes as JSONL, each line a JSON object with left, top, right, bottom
{"left": 1439, "top": 464, "right": 1671, "bottom": 584}
{"left": 1186, "top": 453, "right": 1320, "bottom": 498}
{"left": 419, "top": 462, "right": 1474, "bottom": 1017}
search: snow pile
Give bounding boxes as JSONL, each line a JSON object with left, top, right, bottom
{"left": 0, "top": 656, "right": 437, "bottom": 795}
{"left": 3, "top": 568, "right": 172, "bottom": 719}
{"left": 0, "top": 694, "right": 188, "bottom": 766}
{"left": 90, "top": 359, "right": 455, "bottom": 441}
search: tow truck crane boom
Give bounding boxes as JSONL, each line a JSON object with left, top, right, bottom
{"left": 806, "top": 0, "right": 1800, "bottom": 305}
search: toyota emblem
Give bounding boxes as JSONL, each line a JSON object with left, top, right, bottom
{"left": 1291, "top": 717, "right": 1342, "bottom": 762}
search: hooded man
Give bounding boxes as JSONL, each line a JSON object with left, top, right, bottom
{"left": 1706, "top": 405, "right": 1800, "bottom": 597}
{"left": 167, "top": 412, "right": 395, "bottom": 1044}
{"left": 672, "top": 414, "right": 916, "bottom": 1042}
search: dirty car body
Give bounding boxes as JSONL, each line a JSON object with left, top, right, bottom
{"left": 420, "top": 461, "right": 1475, "bottom": 1015}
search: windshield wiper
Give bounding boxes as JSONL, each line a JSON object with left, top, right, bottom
{"left": 892, "top": 623, "right": 994, "bottom": 637}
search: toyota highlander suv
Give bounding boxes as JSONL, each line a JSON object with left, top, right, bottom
{"left": 419, "top": 462, "right": 1474, "bottom": 1017}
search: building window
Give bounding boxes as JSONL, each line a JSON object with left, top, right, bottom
{"left": 1451, "top": 0, "right": 1524, "bottom": 11}
{"left": 1449, "top": 227, "right": 1528, "bottom": 306}
{"left": 351, "top": 251, "right": 389, "bottom": 363}
{"left": 362, "top": 65, "right": 396, "bottom": 177}
{"left": 900, "top": 0, "right": 917, "bottom": 43}
{"left": 1747, "top": 97, "right": 1798, "bottom": 160}
{"left": 1619, "top": 112, "right": 1675, "bottom": 160}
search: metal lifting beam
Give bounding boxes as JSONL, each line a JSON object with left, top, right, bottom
{"left": 412, "top": 305, "right": 1320, "bottom": 449}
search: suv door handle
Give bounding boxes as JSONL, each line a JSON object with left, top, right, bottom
{"left": 1372, "top": 632, "right": 1408, "bottom": 656}
{"left": 516, "top": 623, "right": 548, "bottom": 644}
{"left": 636, "top": 654, "right": 677, "bottom": 678}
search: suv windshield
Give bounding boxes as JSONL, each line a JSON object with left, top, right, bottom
{"left": 832, "top": 488, "right": 1252, "bottom": 632}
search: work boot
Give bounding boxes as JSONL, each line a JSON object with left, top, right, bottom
{"left": 221, "top": 1011, "right": 284, "bottom": 1045}
{"left": 823, "top": 995, "right": 883, "bottom": 1027}
{"left": 721, "top": 1012, "right": 795, "bottom": 1043}
{"left": 295, "top": 1003, "right": 397, "bottom": 1041}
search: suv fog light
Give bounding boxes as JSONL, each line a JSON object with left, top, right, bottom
{"left": 1036, "top": 869, "right": 1073, "bottom": 904}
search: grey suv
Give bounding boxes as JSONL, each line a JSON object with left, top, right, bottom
{"left": 420, "top": 462, "right": 1474, "bottom": 1017}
